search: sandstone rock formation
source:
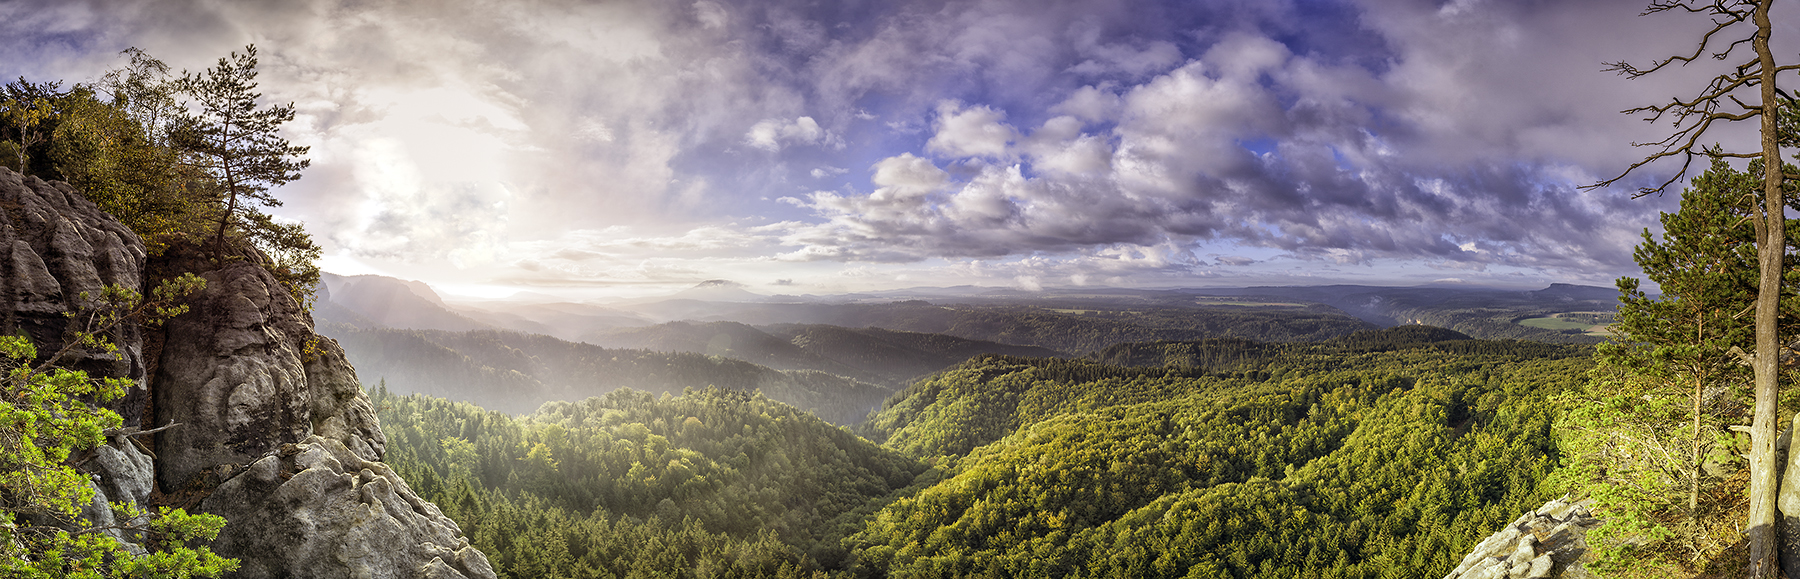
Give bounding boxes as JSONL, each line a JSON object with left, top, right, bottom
{"left": 0, "top": 166, "right": 494, "bottom": 578}
{"left": 154, "top": 259, "right": 385, "bottom": 491}
{"left": 202, "top": 436, "right": 494, "bottom": 579}
{"left": 76, "top": 435, "right": 157, "bottom": 556}
{"left": 1443, "top": 498, "right": 1600, "bottom": 579}
{"left": 0, "top": 167, "right": 149, "bottom": 424}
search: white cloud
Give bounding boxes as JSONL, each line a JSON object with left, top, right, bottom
{"left": 1050, "top": 85, "right": 1122, "bottom": 123}
{"left": 1066, "top": 22, "right": 1183, "bottom": 79}
{"left": 0, "top": 0, "right": 1707, "bottom": 292}
{"left": 745, "top": 116, "right": 825, "bottom": 151}
{"left": 573, "top": 117, "right": 614, "bottom": 143}
{"left": 926, "top": 101, "right": 1017, "bottom": 159}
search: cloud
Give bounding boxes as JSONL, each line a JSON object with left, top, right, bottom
{"left": 760, "top": 0, "right": 1690, "bottom": 284}
{"left": 926, "top": 101, "right": 1018, "bottom": 159}
{"left": 745, "top": 116, "right": 826, "bottom": 151}
{"left": 1050, "top": 86, "right": 1122, "bottom": 122}
{"left": 0, "top": 0, "right": 1723, "bottom": 292}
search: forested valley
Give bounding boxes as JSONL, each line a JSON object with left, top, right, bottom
{"left": 372, "top": 327, "right": 1596, "bottom": 578}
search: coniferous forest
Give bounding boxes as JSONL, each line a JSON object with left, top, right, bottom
{"left": 373, "top": 329, "right": 1593, "bottom": 578}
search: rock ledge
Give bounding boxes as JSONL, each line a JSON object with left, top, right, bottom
{"left": 1443, "top": 498, "right": 1601, "bottom": 579}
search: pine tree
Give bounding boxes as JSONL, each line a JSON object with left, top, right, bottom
{"left": 1605, "top": 159, "right": 1766, "bottom": 512}
{"left": 173, "top": 44, "right": 321, "bottom": 298}
{"left": 1587, "top": 3, "right": 1797, "bottom": 572}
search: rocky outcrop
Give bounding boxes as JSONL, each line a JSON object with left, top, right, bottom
{"left": 1443, "top": 498, "right": 1601, "bottom": 579}
{"left": 146, "top": 248, "right": 492, "bottom": 577}
{"left": 201, "top": 436, "right": 494, "bottom": 579}
{"left": 154, "top": 259, "right": 385, "bottom": 491}
{"left": 0, "top": 166, "right": 493, "bottom": 578}
{"left": 0, "top": 167, "right": 149, "bottom": 424}
{"left": 1781, "top": 413, "right": 1800, "bottom": 578}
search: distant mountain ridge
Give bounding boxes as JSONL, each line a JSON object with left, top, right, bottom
{"left": 312, "top": 274, "right": 1610, "bottom": 423}
{"left": 584, "top": 321, "right": 1071, "bottom": 387}
{"left": 1182, "top": 283, "right": 1616, "bottom": 343}
{"left": 317, "top": 272, "right": 492, "bottom": 332}
{"left": 324, "top": 324, "right": 893, "bottom": 423}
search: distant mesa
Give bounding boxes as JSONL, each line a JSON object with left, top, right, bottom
{"left": 1529, "top": 282, "right": 1617, "bottom": 302}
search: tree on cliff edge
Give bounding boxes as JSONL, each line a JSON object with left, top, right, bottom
{"left": 1588, "top": 1, "right": 1797, "bottom": 575}
{"left": 173, "top": 45, "right": 320, "bottom": 295}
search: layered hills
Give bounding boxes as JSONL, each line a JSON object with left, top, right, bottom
{"left": 292, "top": 264, "right": 1622, "bottom": 577}
{"left": 373, "top": 326, "right": 1593, "bottom": 577}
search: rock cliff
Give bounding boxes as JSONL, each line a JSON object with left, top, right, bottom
{"left": 0, "top": 166, "right": 495, "bottom": 578}
{"left": 0, "top": 167, "right": 148, "bottom": 424}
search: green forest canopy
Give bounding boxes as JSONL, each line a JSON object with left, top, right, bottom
{"left": 374, "top": 328, "right": 1591, "bottom": 578}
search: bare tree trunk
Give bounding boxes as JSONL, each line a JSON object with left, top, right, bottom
{"left": 1692, "top": 318, "right": 1704, "bottom": 514}
{"left": 1748, "top": 2, "right": 1784, "bottom": 576}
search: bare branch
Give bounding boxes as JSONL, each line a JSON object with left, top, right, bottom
{"left": 103, "top": 420, "right": 182, "bottom": 438}
{"left": 1606, "top": 8, "right": 1749, "bottom": 78}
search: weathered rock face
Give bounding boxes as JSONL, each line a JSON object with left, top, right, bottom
{"left": 1443, "top": 498, "right": 1601, "bottom": 579}
{"left": 0, "top": 167, "right": 493, "bottom": 578}
{"left": 1780, "top": 413, "right": 1800, "bottom": 578}
{"left": 201, "top": 436, "right": 495, "bottom": 579}
{"left": 153, "top": 260, "right": 386, "bottom": 491}
{"left": 0, "top": 167, "right": 149, "bottom": 424}
{"left": 77, "top": 435, "right": 157, "bottom": 555}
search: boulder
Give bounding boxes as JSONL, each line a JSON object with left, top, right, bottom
{"left": 75, "top": 435, "right": 157, "bottom": 555}
{"left": 93, "top": 435, "right": 156, "bottom": 508}
{"left": 200, "top": 436, "right": 495, "bottom": 579}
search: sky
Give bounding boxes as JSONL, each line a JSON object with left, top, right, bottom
{"left": 2, "top": 0, "right": 1793, "bottom": 299}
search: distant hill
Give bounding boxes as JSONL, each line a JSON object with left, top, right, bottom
{"left": 670, "top": 279, "right": 767, "bottom": 302}
{"left": 584, "top": 321, "right": 1069, "bottom": 387}
{"left": 582, "top": 301, "right": 1373, "bottom": 353}
{"left": 584, "top": 320, "right": 864, "bottom": 376}
{"left": 457, "top": 301, "right": 651, "bottom": 342}
{"left": 1083, "top": 325, "right": 1563, "bottom": 374}
{"left": 316, "top": 272, "right": 492, "bottom": 331}
{"left": 1529, "top": 282, "right": 1617, "bottom": 301}
{"left": 764, "top": 324, "right": 1067, "bottom": 384}
{"left": 322, "top": 324, "right": 892, "bottom": 424}
{"left": 1184, "top": 283, "right": 1617, "bottom": 343}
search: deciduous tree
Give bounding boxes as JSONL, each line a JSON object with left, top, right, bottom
{"left": 0, "top": 276, "right": 234, "bottom": 577}
{"left": 0, "top": 78, "right": 62, "bottom": 175}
